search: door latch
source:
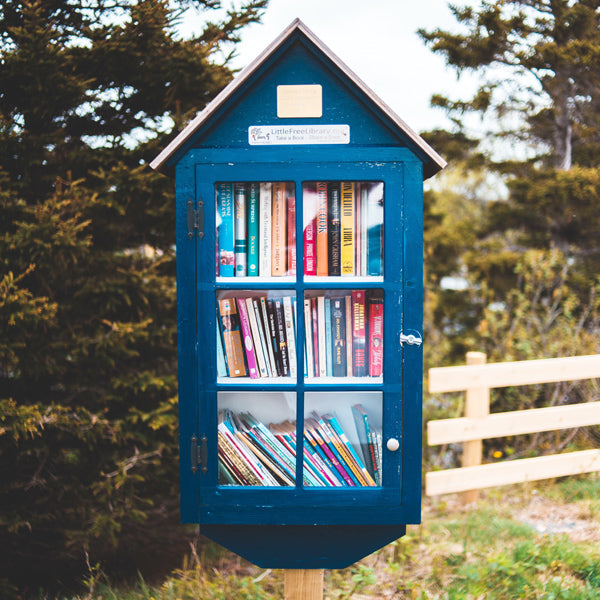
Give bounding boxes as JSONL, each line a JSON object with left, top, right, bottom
{"left": 399, "top": 332, "right": 423, "bottom": 347}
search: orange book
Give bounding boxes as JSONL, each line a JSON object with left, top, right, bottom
{"left": 316, "top": 181, "right": 328, "bottom": 276}
{"left": 271, "top": 182, "right": 287, "bottom": 276}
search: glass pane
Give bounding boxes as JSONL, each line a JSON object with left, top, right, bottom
{"left": 218, "top": 391, "right": 296, "bottom": 487}
{"left": 217, "top": 290, "right": 297, "bottom": 381}
{"left": 216, "top": 182, "right": 296, "bottom": 278}
{"left": 303, "top": 392, "right": 383, "bottom": 487}
{"left": 303, "top": 289, "right": 383, "bottom": 380}
{"left": 303, "top": 181, "right": 383, "bottom": 277}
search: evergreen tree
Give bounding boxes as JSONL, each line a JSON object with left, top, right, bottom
{"left": 0, "top": 0, "right": 267, "bottom": 593}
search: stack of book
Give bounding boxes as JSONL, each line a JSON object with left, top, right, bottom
{"left": 217, "top": 294, "right": 297, "bottom": 379}
{"left": 218, "top": 405, "right": 382, "bottom": 487}
{"left": 216, "top": 182, "right": 296, "bottom": 277}
{"left": 303, "top": 181, "right": 383, "bottom": 277}
{"left": 304, "top": 289, "right": 383, "bottom": 378}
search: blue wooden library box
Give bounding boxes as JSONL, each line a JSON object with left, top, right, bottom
{"left": 151, "top": 19, "right": 445, "bottom": 568}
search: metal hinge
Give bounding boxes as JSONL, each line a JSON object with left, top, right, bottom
{"left": 190, "top": 434, "right": 208, "bottom": 474}
{"left": 187, "top": 199, "right": 205, "bottom": 239}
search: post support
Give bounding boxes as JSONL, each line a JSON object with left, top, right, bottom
{"left": 462, "top": 351, "right": 489, "bottom": 504}
{"left": 284, "top": 569, "right": 324, "bottom": 600}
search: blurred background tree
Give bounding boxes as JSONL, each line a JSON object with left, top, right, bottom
{"left": 0, "top": 0, "right": 267, "bottom": 594}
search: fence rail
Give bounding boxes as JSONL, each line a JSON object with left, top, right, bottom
{"left": 425, "top": 353, "right": 600, "bottom": 500}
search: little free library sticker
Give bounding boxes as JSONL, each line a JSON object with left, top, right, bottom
{"left": 248, "top": 124, "right": 350, "bottom": 146}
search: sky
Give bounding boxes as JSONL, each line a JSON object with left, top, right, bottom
{"left": 221, "top": 0, "right": 481, "bottom": 135}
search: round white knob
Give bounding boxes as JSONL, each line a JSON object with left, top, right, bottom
{"left": 386, "top": 438, "right": 400, "bottom": 452}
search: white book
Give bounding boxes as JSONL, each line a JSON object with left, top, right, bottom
{"left": 317, "top": 295, "right": 327, "bottom": 378}
{"left": 283, "top": 296, "right": 297, "bottom": 378}
{"left": 259, "top": 182, "right": 272, "bottom": 276}
{"left": 246, "top": 297, "right": 268, "bottom": 377}
{"left": 304, "top": 298, "right": 315, "bottom": 378}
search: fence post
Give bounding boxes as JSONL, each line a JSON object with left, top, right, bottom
{"left": 462, "top": 351, "right": 489, "bottom": 504}
{"left": 284, "top": 569, "right": 324, "bottom": 600}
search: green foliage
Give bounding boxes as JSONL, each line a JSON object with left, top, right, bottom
{"left": 0, "top": 0, "right": 267, "bottom": 593}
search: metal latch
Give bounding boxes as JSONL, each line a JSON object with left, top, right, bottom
{"left": 399, "top": 332, "right": 423, "bottom": 347}
{"left": 190, "top": 434, "right": 208, "bottom": 474}
{"left": 187, "top": 199, "right": 205, "bottom": 239}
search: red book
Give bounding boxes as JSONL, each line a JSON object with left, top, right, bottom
{"left": 351, "top": 291, "right": 367, "bottom": 377}
{"left": 236, "top": 298, "right": 259, "bottom": 379}
{"left": 287, "top": 185, "right": 296, "bottom": 276}
{"left": 367, "top": 292, "right": 383, "bottom": 377}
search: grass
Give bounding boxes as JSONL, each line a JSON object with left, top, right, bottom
{"left": 52, "top": 476, "right": 600, "bottom": 600}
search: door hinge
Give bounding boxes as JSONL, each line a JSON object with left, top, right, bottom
{"left": 190, "top": 434, "right": 208, "bottom": 474}
{"left": 187, "top": 199, "right": 205, "bottom": 239}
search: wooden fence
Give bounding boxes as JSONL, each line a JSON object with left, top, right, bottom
{"left": 425, "top": 352, "right": 600, "bottom": 501}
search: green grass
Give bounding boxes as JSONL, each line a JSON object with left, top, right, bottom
{"left": 51, "top": 478, "right": 600, "bottom": 600}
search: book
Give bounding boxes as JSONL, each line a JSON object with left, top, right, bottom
{"left": 273, "top": 297, "right": 289, "bottom": 376}
{"left": 367, "top": 182, "right": 384, "bottom": 276}
{"left": 311, "top": 297, "right": 320, "bottom": 377}
{"left": 317, "top": 295, "right": 327, "bottom": 377}
{"left": 324, "top": 297, "right": 333, "bottom": 377}
{"left": 304, "top": 298, "right": 315, "bottom": 378}
{"left": 218, "top": 297, "right": 246, "bottom": 377}
{"left": 271, "top": 182, "right": 287, "bottom": 276}
{"left": 351, "top": 404, "right": 379, "bottom": 485}
{"left": 287, "top": 184, "right": 296, "bottom": 276}
{"left": 303, "top": 183, "right": 317, "bottom": 276}
{"left": 360, "top": 183, "right": 369, "bottom": 276}
{"left": 247, "top": 182, "right": 260, "bottom": 276}
{"left": 266, "top": 299, "right": 282, "bottom": 376}
{"left": 246, "top": 297, "right": 268, "bottom": 378}
{"left": 330, "top": 296, "right": 347, "bottom": 377}
{"left": 355, "top": 183, "right": 361, "bottom": 276}
{"left": 367, "top": 291, "right": 384, "bottom": 377}
{"left": 217, "top": 182, "right": 235, "bottom": 277}
{"left": 216, "top": 319, "right": 228, "bottom": 377}
{"left": 316, "top": 181, "right": 328, "bottom": 276}
{"left": 352, "top": 290, "right": 367, "bottom": 377}
{"left": 236, "top": 297, "right": 259, "bottom": 379}
{"left": 259, "top": 182, "right": 272, "bottom": 276}
{"left": 234, "top": 183, "right": 247, "bottom": 276}
{"left": 341, "top": 181, "right": 355, "bottom": 275}
{"left": 283, "top": 295, "right": 297, "bottom": 378}
{"left": 260, "top": 297, "right": 278, "bottom": 377}
{"left": 327, "top": 181, "right": 341, "bottom": 276}
{"left": 345, "top": 294, "right": 353, "bottom": 376}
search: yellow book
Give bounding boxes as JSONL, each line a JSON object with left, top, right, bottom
{"left": 341, "top": 181, "right": 354, "bottom": 275}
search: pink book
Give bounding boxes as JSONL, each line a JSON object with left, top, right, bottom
{"left": 236, "top": 298, "right": 259, "bottom": 379}
{"left": 303, "top": 184, "right": 317, "bottom": 275}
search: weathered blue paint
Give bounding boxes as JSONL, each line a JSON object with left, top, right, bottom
{"left": 155, "top": 20, "right": 443, "bottom": 569}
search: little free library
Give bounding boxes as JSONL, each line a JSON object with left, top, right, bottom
{"left": 151, "top": 18, "right": 445, "bottom": 569}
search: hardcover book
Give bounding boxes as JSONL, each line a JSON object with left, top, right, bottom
{"left": 286, "top": 185, "right": 296, "bottom": 276}
{"left": 367, "top": 291, "right": 384, "bottom": 377}
{"left": 234, "top": 183, "right": 247, "bottom": 276}
{"left": 367, "top": 182, "right": 384, "bottom": 276}
{"left": 352, "top": 290, "right": 367, "bottom": 377}
{"left": 218, "top": 297, "right": 246, "bottom": 377}
{"left": 259, "top": 182, "right": 272, "bottom": 276}
{"left": 327, "top": 181, "right": 341, "bottom": 276}
{"left": 247, "top": 182, "right": 260, "bottom": 276}
{"left": 341, "top": 181, "right": 355, "bottom": 275}
{"left": 273, "top": 298, "right": 289, "bottom": 376}
{"left": 303, "top": 183, "right": 317, "bottom": 276}
{"left": 271, "top": 182, "right": 287, "bottom": 276}
{"left": 330, "top": 296, "right": 347, "bottom": 377}
{"left": 217, "top": 182, "right": 235, "bottom": 277}
{"left": 316, "top": 181, "right": 328, "bottom": 276}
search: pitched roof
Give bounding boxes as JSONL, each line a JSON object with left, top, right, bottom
{"left": 150, "top": 18, "right": 446, "bottom": 178}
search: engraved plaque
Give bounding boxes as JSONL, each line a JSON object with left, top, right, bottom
{"left": 277, "top": 84, "right": 322, "bottom": 118}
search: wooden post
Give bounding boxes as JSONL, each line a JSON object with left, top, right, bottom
{"left": 284, "top": 569, "right": 324, "bottom": 600}
{"left": 462, "top": 351, "right": 489, "bottom": 504}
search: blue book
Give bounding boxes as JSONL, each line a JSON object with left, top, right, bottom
{"left": 247, "top": 183, "right": 260, "bottom": 276}
{"left": 216, "top": 320, "right": 228, "bottom": 377}
{"left": 324, "top": 297, "right": 333, "bottom": 376}
{"left": 367, "top": 182, "right": 384, "bottom": 276}
{"left": 217, "top": 182, "right": 235, "bottom": 277}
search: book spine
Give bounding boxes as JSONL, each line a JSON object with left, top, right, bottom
{"left": 217, "top": 182, "right": 235, "bottom": 277}
{"left": 303, "top": 298, "right": 315, "bottom": 378}
{"left": 355, "top": 182, "right": 361, "bottom": 276}
{"left": 216, "top": 320, "right": 228, "bottom": 377}
{"left": 247, "top": 182, "right": 260, "bottom": 276}
{"left": 352, "top": 290, "right": 367, "bottom": 377}
{"left": 260, "top": 297, "right": 277, "bottom": 377}
{"left": 236, "top": 298, "right": 259, "bottom": 378}
{"left": 218, "top": 297, "right": 246, "bottom": 377}
{"left": 368, "top": 291, "right": 384, "bottom": 377}
{"left": 283, "top": 295, "right": 297, "bottom": 378}
{"left": 304, "top": 428, "right": 344, "bottom": 486}
{"left": 259, "top": 182, "right": 272, "bottom": 277}
{"left": 360, "top": 183, "right": 368, "bottom": 276}
{"left": 345, "top": 294, "right": 353, "bottom": 376}
{"left": 303, "top": 183, "right": 317, "bottom": 276}
{"left": 271, "top": 182, "right": 287, "bottom": 276}
{"left": 331, "top": 297, "right": 347, "bottom": 377}
{"left": 317, "top": 295, "right": 327, "bottom": 378}
{"left": 327, "top": 181, "right": 341, "bottom": 276}
{"left": 341, "top": 181, "right": 355, "bottom": 275}
{"left": 311, "top": 297, "right": 320, "bottom": 377}
{"left": 367, "top": 182, "right": 384, "bottom": 276}
{"left": 234, "top": 183, "right": 247, "bottom": 276}
{"left": 287, "top": 185, "right": 296, "bottom": 276}
{"left": 324, "top": 297, "right": 333, "bottom": 377}
{"left": 266, "top": 299, "right": 282, "bottom": 376}
{"left": 273, "top": 298, "right": 289, "bottom": 376}
{"left": 246, "top": 297, "right": 268, "bottom": 378}
{"left": 316, "top": 181, "right": 328, "bottom": 276}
